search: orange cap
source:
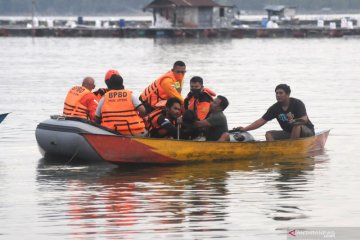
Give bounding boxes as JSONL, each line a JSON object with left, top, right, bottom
{"left": 104, "top": 69, "right": 120, "bottom": 81}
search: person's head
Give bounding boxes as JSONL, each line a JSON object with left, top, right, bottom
{"left": 182, "top": 109, "right": 198, "bottom": 125}
{"left": 82, "top": 77, "right": 95, "bottom": 91}
{"left": 275, "top": 84, "right": 291, "bottom": 103}
{"left": 172, "top": 61, "right": 186, "bottom": 81}
{"left": 189, "top": 76, "right": 203, "bottom": 97}
{"left": 165, "top": 97, "right": 182, "bottom": 119}
{"left": 104, "top": 69, "right": 124, "bottom": 90}
{"left": 210, "top": 95, "right": 229, "bottom": 112}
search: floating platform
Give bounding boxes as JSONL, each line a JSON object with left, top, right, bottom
{"left": 1, "top": 26, "right": 359, "bottom": 38}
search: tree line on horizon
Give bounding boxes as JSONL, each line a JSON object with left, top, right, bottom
{"left": 1, "top": 0, "right": 360, "bottom": 16}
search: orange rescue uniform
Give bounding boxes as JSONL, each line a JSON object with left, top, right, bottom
{"left": 184, "top": 88, "right": 216, "bottom": 121}
{"left": 144, "top": 108, "right": 177, "bottom": 138}
{"left": 93, "top": 88, "right": 109, "bottom": 102}
{"left": 100, "top": 89, "right": 145, "bottom": 135}
{"left": 140, "top": 71, "right": 184, "bottom": 109}
{"left": 63, "top": 85, "right": 98, "bottom": 120}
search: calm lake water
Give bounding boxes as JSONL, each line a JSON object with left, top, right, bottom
{"left": 1, "top": 37, "right": 360, "bottom": 239}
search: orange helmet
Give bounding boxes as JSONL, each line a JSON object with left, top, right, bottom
{"left": 104, "top": 69, "right": 120, "bottom": 82}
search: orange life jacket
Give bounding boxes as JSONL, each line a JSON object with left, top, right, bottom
{"left": 63, "top": 86, "right": 91, "bottom": 119}
{"left": 144, "top": 108, "right": 164, "bottom": 132}
{"left": 185, "top": 87, "right": 216, "bottom": 121}
{"left": 101, "top": 90, "right": 145, "bottom": 135}
{"left": 144, "top": 108, "right": 177, "bottom": 138}
{"left": 94, "top": 88, "right": 109, "bottom": 102}
{"left": 140, "top": 71, "right": 182, "bottom": 108}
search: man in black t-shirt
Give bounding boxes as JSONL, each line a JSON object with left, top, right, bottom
{"left": 236, "top": 84, "right": 315, "bottom": 141}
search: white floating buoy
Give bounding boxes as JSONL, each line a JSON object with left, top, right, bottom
{"left": 95, "top": 20, "right": 101, "bottom": 28}
{"left": 32, "top": 17, "right": 39, "bottom": 27}
{"left": 317, "top": 19, "right": 324, "bottom": 27}
{"left": 329, "top": 22, "right": 336, "bottom": 29}
{"left": 266, "top": 20, "right": 273, "bottom": 28}
{"left": 340, "top": 18, "right": 347, "bottom": 28}
{"left": 65, "top": 21, "right": 77, "bottom": 28}
{"left": 47, "top": 19, "right": 53, "bottom": 28}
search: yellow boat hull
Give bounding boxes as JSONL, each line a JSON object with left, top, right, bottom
{"left": 83, "top": 130, "right": 330, "bottom": 164}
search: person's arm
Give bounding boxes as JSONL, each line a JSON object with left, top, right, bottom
{"left": 132, "top": 95, "right": 146, "bottom": 118}
{"left": 162, "top": 122, "right": 178, "bottom": 139}
{"left": 237, "top": 105, "right": 275, "bottom": 131}
{"left": 290, "top": 116, "right": 308, "bottom": 126}
{"left": 161, "top": 78, "right": 184, "bottom": 103}
{"left": 194, "top": 111, "right": 224, "bottom": 128}
{"left": 80, "top": 93, "right": 98, "bottom": 121}
{"left": 240, "top": 118, "right": 267, "bottom": 132}
{"left": 93, "top": 88, "right": 108, "bottom": 102}
{"left": 94, "top": 97, "right": 104, "bottom": 124}
{"left": 87, "top": 100, "right": 98, "bottom": 121}
{"left": 194, "top": 119, "right": 211, "bottom": 128}
{"left": 291, "top": 100, "right": 309, "bottom": 125}
{"left": 157, "top": 116, "right": 178, "bottom": 138}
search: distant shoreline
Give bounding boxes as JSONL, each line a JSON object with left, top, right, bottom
{"left": 1, "top": 13, "right": 359, "bottom": 21}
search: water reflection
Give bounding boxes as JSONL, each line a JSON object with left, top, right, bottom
{"left": 36, "top": 155, "right": 327, "bottom": 239}
{"left": 269, "top": 158, "right": 315, "bottom": 222}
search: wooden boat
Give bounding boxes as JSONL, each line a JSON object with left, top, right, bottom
{"left": 0, "top": 112, "right": 9, "bottom": 124}
{"left": 83, "top": 130, "right": 330, "bottom": 164}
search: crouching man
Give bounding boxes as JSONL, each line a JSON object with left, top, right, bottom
{"left": 193, "top": 95, "right": 230, "bottom": 142}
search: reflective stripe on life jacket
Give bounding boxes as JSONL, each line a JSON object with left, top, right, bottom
{"left": 101, "top": 89, "right": 145, "bottom": 135}
{"left": 63, "top": 86, "right": 90, "bottom": 119}
{"left": 140, "top": 71, "right": 181, "bottom": 108}
{"left": 144, "top": 108, "right": 164, "bottom": 132}
{"left": 144, "top": 108, "right": 177, "bottom": 138}
{"left": 185, "top": 87, "right": 216, "bottom": 121}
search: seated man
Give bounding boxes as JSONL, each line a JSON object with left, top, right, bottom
{"left": 236, "top": 84, "right": 314, "bottom": 141}
{"left": 63, "top": 77, "right": 98, "bottom": 121}
{"left": 145, "top": 97, "right": 182, "bottom": 139}
{"left": 184, "top": 76, "right": 216, "bottom": 121}
{"left": 93, "top": 69, "right": 119, "bottom": 102}
{"left": 95, "top": 70, "right": 146, "bottom": 136}
{"left": 194, "top": 95, "right": 230, "bottom": 142}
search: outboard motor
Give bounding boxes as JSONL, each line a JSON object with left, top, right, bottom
{"left": 230, "top": 131, "right": 255, "bottom": 142}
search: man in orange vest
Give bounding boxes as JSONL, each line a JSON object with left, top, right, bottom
{"left": 95, "top": 70, "right": 146, "bottom": 136}
{"left": 139, "top": 61, "right": 186, "bottom": 113}
{"left": 184, "top": 76, "right": 216, "bottom": 121}
{"left": 63, "top": 77, "right": 98, "bottom": 121}
{"left": 144, "top": 97, "right": 182, "bottom": 139}
{"left": 93, "top": 69, "right": 119, "bottom": 102}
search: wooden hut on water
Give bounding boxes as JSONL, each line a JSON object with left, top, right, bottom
{"left": 264, "top": 5, "right": 297, "bottom": 20}
{"left": 143, "top": 0, "right": 235, "bottom": 28}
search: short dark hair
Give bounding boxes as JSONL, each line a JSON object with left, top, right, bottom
{"left": 173, "top": 61, "right": 186, "bottom": 68}
{"left": 217, "top": 95, "right": 229, "bottom": 111}
{"left": 275, "top": 84, "right": 291, "bottom": 95}
{"left": 166, "top": 97, "right": 182, "bottom": 109}
{"left": 190, "top": 76, "right": 203, "bottom": 85}
{"left": 182, "top": 110, "right": 198, "bottom": 124}
{"left": 106, "top": 75, "right": 124, "bottom": 90}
